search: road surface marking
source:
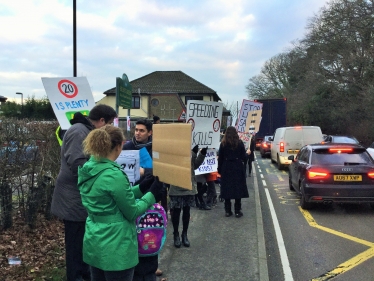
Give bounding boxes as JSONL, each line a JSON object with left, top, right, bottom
{"left": 300, "top": 208, "right": 374, "bottom": 280}
{"left": 265, "top": 188, "right": 294, "bottom": 281}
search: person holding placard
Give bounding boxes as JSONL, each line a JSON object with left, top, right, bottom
{"left": 78, "top": 125, "right": 164, "bottom": 281}
{"left": 169, "top": 145, "right": 207, "bottom": 248}
{"left": 51, "top": 104, "right": 117, "bottom": 281}
{"left": 245, "top": 135, "right": 256, "bottom": 177}
{"left": 218, "top": 126, "right": 248, "bottom": 218}
{"left": 122, "top": 118, "right": 164, "bottom": 280}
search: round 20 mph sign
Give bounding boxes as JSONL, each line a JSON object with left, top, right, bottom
{"left": 58, "top": 79, "right": 79, "bottom": 98}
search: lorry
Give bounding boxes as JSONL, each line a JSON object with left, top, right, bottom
{"left": 253, "top": 98, "right": 287, "bottom": 150}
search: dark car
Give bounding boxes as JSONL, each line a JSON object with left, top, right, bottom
{"left": 322, "top": 135, "right": 359, "bottom": 144}
{"left": 288, "top": 143, "right": 374, "bottom": 209}
{"left": 259, "top": 135, "right": 272, "bottom": 158}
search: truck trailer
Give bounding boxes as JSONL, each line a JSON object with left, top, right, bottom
{"left": 253, "top": 98, "right": 287, "bottom": 150}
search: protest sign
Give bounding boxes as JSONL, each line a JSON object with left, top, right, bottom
{"left": 245, "top": 109, "right": 262, "bottom": 133}
{"left": 153, "top": 123, "right": 192, "bottom": 190}
{"left": 116, "top": 150, "right": 140, "bottom": 186}
{"left": 41, "top": 77, "right": 95, "bottom": 130}
{"left": 186, "top": 100, "right": 223, "bottom": 149}
{"left": 238, "top": 132, "right": 252, "bottom": 149}
{"left": 194, "top": 149, "right": 217, "bottom": 175}
{"left": 236, "top": 100, "right": 263, "bottom": 133}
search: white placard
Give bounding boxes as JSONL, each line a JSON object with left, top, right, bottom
{"left": 115, "top": 150, "right": 140, "bottom": 186}
{"left": 236, "top": 100, "right": 263, "bottom": 133}
{"left": 194, "top": 149, "right": 218, "bottom": 175}
{"left": 186, "top": 100, "right": 223, "bottom": 149}
{"left": 41, "top": 77, "right": 96, "bottom": 130}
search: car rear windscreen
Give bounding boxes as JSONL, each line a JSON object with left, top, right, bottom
{"left": 311, "top": 150, "right": 373, "bottom": 165}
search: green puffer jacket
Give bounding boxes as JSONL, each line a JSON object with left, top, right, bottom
{"left": 78, "top": 156, "right": 155, "bottom": 271}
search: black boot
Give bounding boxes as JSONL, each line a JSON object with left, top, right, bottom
{"left": 174, "top": 233, "right": 181, "bottom": 248}
{"left": 235, "top": 201, "right": 243, "bottom": 218}
{"left": 224, "top": 200, "right": 233, "bottom": 217}
{"left": 181, "top": 232, "right": 190, "bottom": 247}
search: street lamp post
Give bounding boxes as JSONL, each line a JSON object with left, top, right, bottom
{"left": 16, "top": 92, "right": 23, "bottom": 116}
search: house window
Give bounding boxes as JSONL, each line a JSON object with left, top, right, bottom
{"left": 185, "top": 96, "right": 203, "bottom": 104}
{"left": 132, "top": 96, "right": 140, "bottom": 109}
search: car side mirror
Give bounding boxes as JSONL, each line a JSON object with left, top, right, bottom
{"left": 268, "top": 137, "right": 273, "bottom": 141}
{"left": 288, "top": 155, "right": 294, "bottom": 161}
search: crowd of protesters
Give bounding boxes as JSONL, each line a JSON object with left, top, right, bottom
{"left": 51, "top": 106, "right": 252, "bottom": 281}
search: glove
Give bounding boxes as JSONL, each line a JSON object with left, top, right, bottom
{"left": 200, "top": 146, "right": 208, "bottom": 156}
{"left": 138, "top": 174, "right": 155, "bottom": 194}
{"left": 192, "top": 145, "right": 199, "bottom": 154}
{"left": 149, "top": 176, "right": 166, "bottom": 202}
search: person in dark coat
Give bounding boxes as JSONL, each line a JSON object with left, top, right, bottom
{"left": 218, "top": 126, "right": 248, "bottom": 218}
{"left": 51, "top": 104, "right": 117, "bottom": 281}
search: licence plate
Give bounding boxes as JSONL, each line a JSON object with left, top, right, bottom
{"left": 287, "top": 150, "right": 299, "bottom": 154}
{"left": 334, "top": 175, "right": 362, "bottom": 181}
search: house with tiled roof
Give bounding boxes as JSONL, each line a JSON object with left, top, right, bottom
{"left": 97, "top": 71, "right": 230, "bottom": 123}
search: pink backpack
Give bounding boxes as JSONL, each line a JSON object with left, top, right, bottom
{"left": 136, "top": 203, "right": 168, "bottom": 256}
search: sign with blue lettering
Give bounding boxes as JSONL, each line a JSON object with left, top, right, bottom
{"left": 41, "top": 77, "right": 95, "bottom": 129}
{"left": 116, "top": 150, "right": 140, "bottom": 186}
{"left": 186, "top": 100, "right": 223, "bottom": 149}
{"left": 194, "top": 149, "right": 217, "bottom": 175}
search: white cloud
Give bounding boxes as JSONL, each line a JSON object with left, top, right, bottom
{"left": 0, "top": 0, "right": 331, "bottom": 105}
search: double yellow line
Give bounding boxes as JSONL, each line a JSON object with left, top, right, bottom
{"left": 300, "top": 207, "right": 374, "bottom": 280}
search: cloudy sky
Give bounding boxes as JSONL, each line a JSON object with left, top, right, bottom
{"left": 1, "top": 0, "right": 330, "bottom": 106}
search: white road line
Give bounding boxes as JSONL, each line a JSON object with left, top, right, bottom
{"left": 262, "top": 180, "right": 267, "bottom": 186}
{"left": 259, "top": 169, "right": 262, "bottom": 173}
{"left": 260, "top": 174, "right": 264, "bottom": 179}
{"left": 264, "top": 187, "right": 294, "bottom": 281}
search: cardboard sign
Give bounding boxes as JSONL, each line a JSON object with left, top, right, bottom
{"left": 152, "top": 123, "right": 192, "bottom": 190}
{"left": 245, "top": 109, "right": 262, "bottom": 133}
{"left": 194, "top": 149, "right": 217, "bottom": 175}
{"left": 41, "top": 77, "right": 95, "bottom": 130}
{"left": 236, "top": 100, "right": 263, "bottom": 133}
{"left": 116, "top": 150, "right": 140, "bottom": 186}
{"left": 186, "top": 100, "right": 223, "bottom": 149}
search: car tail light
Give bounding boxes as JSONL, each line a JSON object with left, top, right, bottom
{"left": 280, "top": 142, "right": 284, "bottom": 152}
{"left": 308, "top": 169, "right": 328, "bottom": 179}
{"left": 262, "top": 143, "right": 268, "bottom": 148}
{"left": 329, "top": 148, "right": 353, "bottom": 153}
{"left": 368, "top": 171, "right": 374, "bottom": 179}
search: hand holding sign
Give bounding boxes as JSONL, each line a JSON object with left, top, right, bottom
{"left": 200, "top": 147, "right": 208, "bottom": 156}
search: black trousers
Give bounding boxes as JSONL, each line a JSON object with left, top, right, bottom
{"left": 91, "top": 266, "right": 135, "bottom": 281}
{"left": 244, "top": 156, "right": 253, "bottom": 175}
{"left": 64, "top": 220, "right": 90, "bottom": 281}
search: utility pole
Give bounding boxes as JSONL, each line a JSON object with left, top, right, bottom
{"left": 73, "top": 0, "right": 77, "bottom": 77}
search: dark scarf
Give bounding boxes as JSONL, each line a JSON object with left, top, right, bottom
{"left": 132, "top": 135, "right": 152, "bottom": 150}
{"left": 70, "top": 112, "right": 94, "bottom": 131}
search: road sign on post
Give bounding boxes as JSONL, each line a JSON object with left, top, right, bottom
{"left": 116, "top": 74, "right": 132, "bottom": 111}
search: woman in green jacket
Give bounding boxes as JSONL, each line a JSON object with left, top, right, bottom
{"left": 78, "top": 125, "right": 164, "bottom": 281}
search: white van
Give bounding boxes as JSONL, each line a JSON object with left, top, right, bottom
{"left": 270, "top": 126, "right": 323, "bottom": 170}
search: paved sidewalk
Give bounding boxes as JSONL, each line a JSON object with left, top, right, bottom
{"left": 158, "top": 170, "right": 268, "bottom": 281}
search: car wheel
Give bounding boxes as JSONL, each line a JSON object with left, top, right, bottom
{"left": 288, "top": 173, "right": 294, "bottom": 191}
{"left": 300, "top": 185, "right": 312, "bottom": 210}
{"left": 271, "top": 156, "right": 275, "bottom": 163}
{"left": 277, "top": 155, "right": 284, "bottom": 170}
